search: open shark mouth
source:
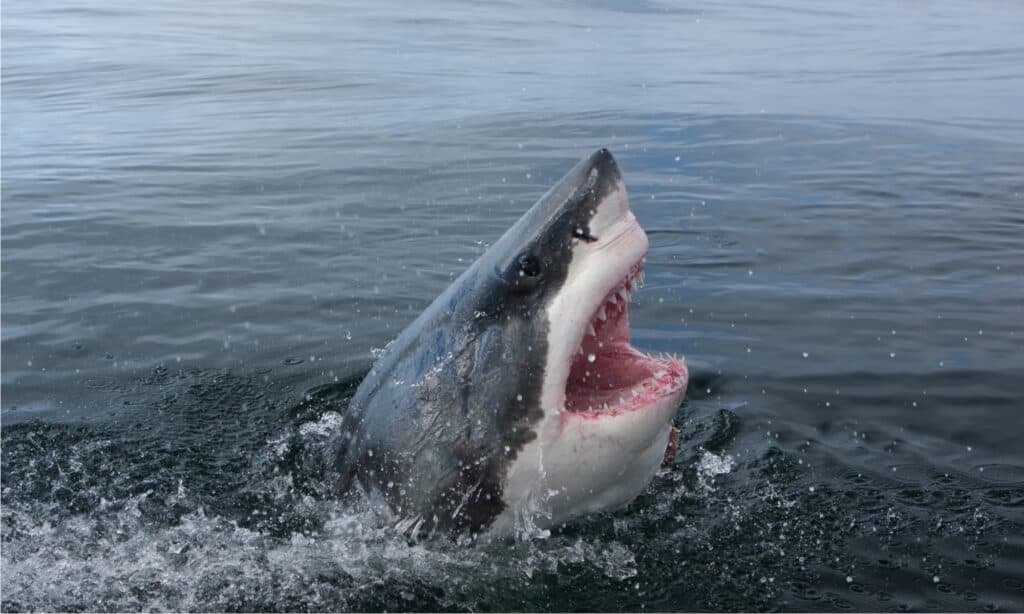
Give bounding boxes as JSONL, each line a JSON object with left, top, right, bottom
{"left": 565, "top": 257, "right": 688, "bottom": 416}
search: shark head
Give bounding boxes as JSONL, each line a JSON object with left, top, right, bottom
{"left": 341, "top": 149, "right": 688, "bottom": 537}
{"left": 481, "top": 149, "right": 689, "bottom": 532}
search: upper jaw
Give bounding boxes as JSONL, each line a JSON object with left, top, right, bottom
{"left": 566, "top": 218, "right": 648, "bottom": 358}
{"left": 572, "top": 256, "right": 644, "bottom": 355}
{"left": 556, "top": 221, "right": 691, "bottom": 418}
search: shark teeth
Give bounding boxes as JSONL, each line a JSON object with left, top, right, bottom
{"left": 573, "top": 260, "right": 647, "bottom": 363}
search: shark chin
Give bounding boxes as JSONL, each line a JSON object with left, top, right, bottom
{"left": 334, "top": 149, "right": 689, "bottom": 539}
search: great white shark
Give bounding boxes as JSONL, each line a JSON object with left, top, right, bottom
{"left": 334, "top": 149, "right": 688, "bottom": 538}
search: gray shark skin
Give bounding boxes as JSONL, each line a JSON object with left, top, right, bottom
{"left": 333, "top": 150, "right": 688, "bottom": 538}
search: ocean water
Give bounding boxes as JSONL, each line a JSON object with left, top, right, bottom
{"left": 2, "top": 0, "right": 1023, "bottom": 611}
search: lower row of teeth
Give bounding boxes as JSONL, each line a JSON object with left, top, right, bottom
{"left": 581, "top": 367, "right": 675, "bottom": 412}
{"left": 573, "top": 354, "right": 684, "bottom": 413}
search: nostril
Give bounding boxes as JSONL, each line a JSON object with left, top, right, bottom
{"left": 572, "top": 227, "right": 598, "bottom": 243}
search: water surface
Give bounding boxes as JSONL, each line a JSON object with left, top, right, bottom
{"left": 3, "top": 0, "right": 1023, "bottom": 611}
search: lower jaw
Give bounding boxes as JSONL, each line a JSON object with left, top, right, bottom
{"left": 561, "top": 359, "right": 687, "bottom": 466}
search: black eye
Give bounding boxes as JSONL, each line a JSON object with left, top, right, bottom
{"left": 572, "top": 227, "right": 597, "bottom": 243}
{"left": 517, "top": 254, "right": 541, "bottom": 277}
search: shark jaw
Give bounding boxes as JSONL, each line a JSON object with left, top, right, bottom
{"left": 493, "top": 173, "right": 689, "bottom": 536}
{"left": 564, "top": 258, "right": 688, "bottom": 418}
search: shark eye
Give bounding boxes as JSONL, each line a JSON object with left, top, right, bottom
{"left": 572, "top": 227, "right": 597, "bottom": 243}
{"left": 517, "top": 254, "right": 541, "bottom": 278}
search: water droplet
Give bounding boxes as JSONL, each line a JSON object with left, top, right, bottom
{"left": 587, "top": 353, "right": 596, "bottom": 363}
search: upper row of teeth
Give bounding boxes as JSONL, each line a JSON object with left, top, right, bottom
{"left": 611, "top": 271, "right": 644, "bottom": 310}
{"left": 581, "top": 281, "right": 636, "bottom": 339}
{"left": 574, "top": 271, "right": 645, "bottom": 354}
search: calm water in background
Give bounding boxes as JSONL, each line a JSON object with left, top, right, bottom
{"left": 2, "top": 0, "right": 1023, "bottom": 610}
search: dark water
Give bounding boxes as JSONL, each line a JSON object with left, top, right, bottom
{"left": 3, "top": 0, "right": 1024, "bottom": 611}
